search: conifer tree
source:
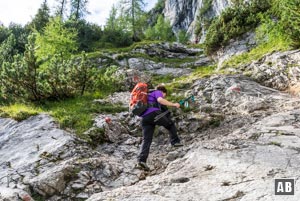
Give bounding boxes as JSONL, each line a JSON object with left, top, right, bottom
{"left": 35, "top": 17, "right": 78, "bottom": 62}
{"left": 70, "top": 0, "right": 89, "bottom": 21}
{"left": 119, "top": 0, "right": 146, "bottom": 41}
{"left": 55, "top": 0, "right": 69, "bottom": 20}
{"left": 28, "top": 0, "right": 50, "bottom": 33}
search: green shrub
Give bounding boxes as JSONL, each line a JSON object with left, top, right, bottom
{"left": 203, "top": 0, "right": 272, "bottom": 54}
{"left": 177, "top": 30, "right": 190, "bottom": 44}
{"left": 271, "top": 0, "right": 300, "bottom": 48}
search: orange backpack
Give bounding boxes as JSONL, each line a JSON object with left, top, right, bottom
{"left": 129, "top": 82, "right": 149, "bottom": 116}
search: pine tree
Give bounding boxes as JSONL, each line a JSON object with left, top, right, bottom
{"left": 28, "top": 0, "right": 50, "bottom": 33}
{"left": 145, "top": 14, "right": 175, "bottom": 41}
{"left": 119, "top": 0, "right": 146, "bottom": 41}
{"left": 106, "top": 5, "right": 118, "bottom": 31}
{"left": 70, "top": 0, "right": 89, "bottom": 21}
{"left": 35, "top": 17, "right": 78, "bottom": 62}
{"left": 0, "top": 34, "right": 42, "bottom": 101}
{"left": 55, "top": 0, "right": 69, "bottom": 20}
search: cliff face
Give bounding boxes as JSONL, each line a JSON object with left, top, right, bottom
{"left": 163, "top": 0, "right": 232, "bottom": 42}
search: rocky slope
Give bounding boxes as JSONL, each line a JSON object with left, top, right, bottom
{"left": 88, "top": 74, "right": 300, "bottom": 201}
{"left": 1, "top": 43, "right": 300, "bottom": 200}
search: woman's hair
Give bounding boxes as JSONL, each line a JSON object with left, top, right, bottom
{"left": 156, "top": 85, "right": 167, "bottom": 94}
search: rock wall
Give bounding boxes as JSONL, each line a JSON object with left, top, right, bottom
{"left": 163, "top": 0, "right": 232, "bottom": 42}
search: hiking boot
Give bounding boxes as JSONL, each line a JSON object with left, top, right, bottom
{"left": 137, "top": 162, "right": 150, "bottom": 171}
{"left": 172, "top": 142, "right": 184, "bottom": 148}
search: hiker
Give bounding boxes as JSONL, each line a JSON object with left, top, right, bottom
{"left": 137, "top": 85, "right": 183, "bottom": 171}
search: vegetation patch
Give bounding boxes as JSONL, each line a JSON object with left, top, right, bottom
{"left": 221, "top": 14, "right": 292, "bottom": 69}
{"left": 41, "top": 94, "right": 127, "bottom": 138}
{"left": 0, "top": 104, "right": 41, "bottom": 121}
{"left": 203, "top": 0, "right": 272, "bottom": 54}
{"left": 84, "top": 127, "right": 107, "bottom": 147}
{"left": 0, "top": 92, "right": 127, "bottom": 139}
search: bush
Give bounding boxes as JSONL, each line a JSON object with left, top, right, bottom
{"left": 271, "top": 0, "right": 300, "bottom": 47}
{"left": 177, "top": 30, "right": 190, "bottom": 44}
{"left": 145, "top": 15, "right": 176, "bottom": 42}
{"left": 203, "top": 0, "right": 272, "bottom": 54}
{"left": 0, "top": 31, "right": 101, "bottom": 102}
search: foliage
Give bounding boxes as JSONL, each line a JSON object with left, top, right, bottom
{"left": 0, "top": 34, "right": 41, "bottom": 101}
{"left": 146, "top": 0, "right": 165, "bottom": 27}
{"left": 0, "top": 93, "right": 127, "bottom": 137}
{"left": 199, "top": 0, "right": 213, "bottom": 16}
{"left": 203, "top": 0, "right": 272, "bottom": 54}
{"left": 195, "top": 0, "right": 213, "bottom": 37}
{"left": 9, "top": 23, "right": 29, "bottom": 53}
{"left": 153, "top": 15, "right": 174, "bottom": 41}
{"left": 35, "top": 17, "right": 78, "bottom": 62}
{"left": 118, "top": 0, "right": 147, "bottom": 41}
{"left": 106, "top": 5, "right": 118, "bottom": 31}
{"left": 0, "top": 32, "right": 102, "bottom": 101}
{"left": 220, "top": 3, "right": 295, "bottom": 69}
{"left": 39, "top": 55, "right": 76, "bottom": 99}
{"left": 152, "top": 74, "right": 175, "bottom": 86}
{"left": 0, "top": 34, "right": 17, "bottom": 65}
{"left": 70, "top": 0, "right": 89, "bottom": 21}
{"left": 221, "top": 33, "right": 291, "bottom": 69}
{"left": 191, "top": 65, "right": 217, "bottom": 78}
{"left": 94, "top": 65, "right": 124, "bottom": 94}
{"left": 154, "top": 0, "right": 165, "bottom": 11}
{"left": 177, "top": 30, "right": 190, "bottom": 44}
{"left": 271, "top": 0, "right": 300, "bottom": 47}
{"left": 0, "top": 25, "right": 10, "bottom": 43}
{"left": 100, "top": 5, "right": 133, "bottom": 47}
{"left": 85, "top": 127, "right": 107, "bottom": 147}
{"left": 145, "top": 15, "right": 175, "bottom": 41}
{"left": 54, "top": 0, "right": 69, "bottom": 20}
{"left": 0, "top": 61, "right": 126, "bottom": 136}
{"left": 64, "top": 19, "right": 103, "bottom": 51}
{"left": 0, "top": 103, "right": 41, "bottom": 121}
{"left": 0, "top": 24, "right": 29, "bottom": 65}
{"left": 38, "top": 52, "right": 100, "bottom": 99}
{"left": 73, "top": 53, "right": 97, "bottom": 95}
{"left": 28, "top": 0, "right": 50, "bottom": 33}
{"left": 41, "top": 94, "right": 126, "bottom": 136}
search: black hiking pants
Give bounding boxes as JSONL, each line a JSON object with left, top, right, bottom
{"left": 137, "top": 111, "right": 180, "bottom": 163}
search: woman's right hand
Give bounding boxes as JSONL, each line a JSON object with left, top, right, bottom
{"left": 173, "top": 103, "right": 180, "bottom": 108}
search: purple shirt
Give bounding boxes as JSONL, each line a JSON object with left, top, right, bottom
{"left": 140, "top": 90, "right": 162, "bottom": 117}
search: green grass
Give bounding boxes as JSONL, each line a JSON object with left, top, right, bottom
{"left": 148, "top": 65, "right": 216, "bottom": 107}
{"left": 191, "top": 65, "right": 217, "bottom": 78}
{"left": 168, "top": 65, "right": 216, "bottom": 90}
{"left": 152, "top": 74, "right": 176, "bottom": 86}
{"left": 88, "top": 41, "right": 201, "bottom": 68}
{"left": 0, "top": 93, "right": 127, "bottom": 139}
{"left": 98, "top": 41, "right": 162, "bottom": 54}
{"left": 151, "top": 65, "right": 217, "bottom": 103}
{"left": 40, "top": 94, "right": 127, "bottom": 138}
{"left": 0, "top": 104, "right": 42, "bottom": 121}
{"left": 221, "top": 37, "right": 292, "bottom": 69}
{"left": 154, "top": 57, "right": 199, "bottom": 66}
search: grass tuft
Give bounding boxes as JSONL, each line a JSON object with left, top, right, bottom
{"left": 0, "top": 104, "right": 42, "bottom": 121}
